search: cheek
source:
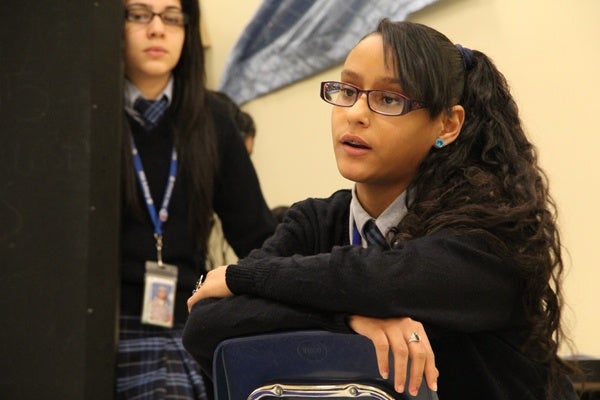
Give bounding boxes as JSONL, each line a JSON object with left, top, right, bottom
{"left": 123, "top": 42, "right": 136, "bottom": 69}
{"left": 330, "top": 108, "right": 344, "bottom": 133}
{"left": 123, "top": 28, "right": 140, "bottom": 56}
{"left": 123, "top": 39, "right": 142, "bottom": 70}
{"left": 378, "top": 123, "right": 436, "bottom": 167}
{"left": 174, "top": 33, "right": 185, "bottom": 57}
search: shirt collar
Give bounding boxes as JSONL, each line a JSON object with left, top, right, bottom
{"left": 124, "top": 76, "right": 174, "bottom": 121}
{"left": 349, "top": 185, "right": 409, "bottom": 247}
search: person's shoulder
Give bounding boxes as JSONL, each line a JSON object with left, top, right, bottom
{"left": 325, "top": 189, "right": 352, "bottom": 204}
{"left": 287, "top": 189, "right": 351, "bottom": 219}
{"left": 295, "top": 189, "right": 351, "bottom": 207}
{"left": 205, "top": 92, "right": 239, "bottom": 142}
{"left": 281, "top": 190, "right": 350, "bottom": 237}
{"left": 206, "top": 90, "right": 236, "bottom": 120}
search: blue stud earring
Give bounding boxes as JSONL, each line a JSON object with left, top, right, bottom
{"left": 434, "top": 138, "right": 445, "bottom": 148}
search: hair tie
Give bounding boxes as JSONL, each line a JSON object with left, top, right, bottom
{"left": 455, "top": 44, "right": 474, "bottom": 71}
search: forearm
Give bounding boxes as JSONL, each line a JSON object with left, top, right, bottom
{"left": 182, "top": 295, "right": 351, "bottom": 375}
{"left": 227, "top": 234, "right": 522, "bottom": 332}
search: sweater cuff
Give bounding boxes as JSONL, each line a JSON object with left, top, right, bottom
{"left": 326, "top": 313, "right": 354, "bottom": 333}
{"left": 226, "top": 263, "right": 264, "bottom": 295}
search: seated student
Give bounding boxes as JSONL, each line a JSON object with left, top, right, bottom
{"left": 182, "top": 19, "right": 578, "bottom": 400}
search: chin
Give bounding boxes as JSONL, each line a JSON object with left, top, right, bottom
{"left": 335, "top": 152, "right": 364, "bottom": 177}
{"left": 336, "top": 165, "right": 366, "bottom": 184}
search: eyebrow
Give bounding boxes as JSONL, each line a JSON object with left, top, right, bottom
{"left": 127, "top": 2, "right": 182, "bottom": 10}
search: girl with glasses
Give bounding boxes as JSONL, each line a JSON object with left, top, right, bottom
{"left": 118, "top": 0, "right": 277, "bottom": 398}
{"left": 183, "top": 19, "right": 578, "bottom": 400}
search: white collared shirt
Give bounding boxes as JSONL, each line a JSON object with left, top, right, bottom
{"left": 349, "top": 186, "right": 409, "bottom": 247}
{"left": 124, "top": 76, "right": 174, "bottom": 125}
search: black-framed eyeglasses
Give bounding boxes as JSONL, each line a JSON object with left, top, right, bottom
{"left": 125, "top": 4, "right": 189, "bottom": 27}
{"left": 320, "top": 81, "right": 426, "bottom": 116}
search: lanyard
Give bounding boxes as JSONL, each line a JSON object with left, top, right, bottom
{"left": 130, "top": 136, "right": 178, "bottom": 264}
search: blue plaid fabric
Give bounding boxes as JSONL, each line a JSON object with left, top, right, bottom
{"left": 134, "top": 96, "right": 169, "bottom": 130}
{"left": 116, "top": 315, "right": 208, "bottom": 400}
{"left": 363, "top": 219, "right": 389, "bottom": 250}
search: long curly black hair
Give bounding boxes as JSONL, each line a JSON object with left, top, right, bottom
{"left": 375, "top": 19, "right": 572, "bottom": 397}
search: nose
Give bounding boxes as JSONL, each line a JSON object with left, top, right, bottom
{"left": 147, "top": 15, "right": 166, "bottom": 37}
{"left": 345, "top": 92, "right": 371, "bottom": 125}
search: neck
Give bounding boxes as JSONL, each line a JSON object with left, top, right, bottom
{"left": 127, "top": 73, "right": 170, "bottom": 100}
{"left": 355, "top": 183, "right": 408, "bottom": 218}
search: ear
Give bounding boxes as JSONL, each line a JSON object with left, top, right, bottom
{"left": 435, "top": 105, "right": 465, "bottom": 147}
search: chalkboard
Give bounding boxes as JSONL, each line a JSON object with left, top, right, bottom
{"left": 0, "top": 2, "right": 122, "bottom": 399}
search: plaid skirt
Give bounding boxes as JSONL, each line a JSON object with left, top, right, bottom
{"left": 116, "top": 315, "right": 208, "bottom": 400}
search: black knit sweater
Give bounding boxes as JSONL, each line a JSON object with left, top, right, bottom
{"left": 120, "top": 100, "right": 276, "bottom": 324}
{"left": 183, "top": 189, "right": 577, "bottom": 399}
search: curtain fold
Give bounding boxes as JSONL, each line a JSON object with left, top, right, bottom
{"left": 218, "top": 0, "right": 439, "bottom": 105}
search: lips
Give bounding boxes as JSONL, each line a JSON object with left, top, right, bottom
{"left": 145, "top": 46, "right": 166, "bottom": 56}
{"left": 340, "top": 134, "right": 370, "bottom": 149}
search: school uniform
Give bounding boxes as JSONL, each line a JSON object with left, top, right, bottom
{"left": 183, "top": 189, "right": 577, "bottom": 399}
{"left": 117, "top": 80, "right": 277, "bottom": 399}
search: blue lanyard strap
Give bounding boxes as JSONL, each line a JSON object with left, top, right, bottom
{"left": 130, "top": 136, "right": 178, "bottom": 238}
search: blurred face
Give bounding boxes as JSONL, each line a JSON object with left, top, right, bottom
{"left": 158, "top": 287, "right": 168, "bottom": 299}
{"left": 123, "top": 0, "right": 185, "bottom": 90}
{"left": 331, "top": 34, "right": 444, "bottom": 206}
{"left": 244, "top": 136, "right": 255, "bottom": 155}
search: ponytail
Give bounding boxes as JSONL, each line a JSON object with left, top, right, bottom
{"left": 375, "top": 20, "right": 572, "bottom": 399}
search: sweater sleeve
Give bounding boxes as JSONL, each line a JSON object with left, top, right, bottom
{"left": 211, "top": 104, "right": 277, "bottom": 258}
{"left": 226, "top": 194, "right": 524, "bottom": 333}
{"left": 182, "top": 296, "right": 351, "bottom": 376}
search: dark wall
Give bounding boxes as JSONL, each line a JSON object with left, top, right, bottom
{"left": 0, "top": 2, "right": 122, "bottom": 399}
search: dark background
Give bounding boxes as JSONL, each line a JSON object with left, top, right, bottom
{"left": 0, "top": 1, "right": 122, "bottom": 399}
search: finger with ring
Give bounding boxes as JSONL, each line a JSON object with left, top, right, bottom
{"left": 192, "top": 274, "right": 204, "bottom": 294}
{"left": 408, "top": 332, "right": 421, "bottom": 344}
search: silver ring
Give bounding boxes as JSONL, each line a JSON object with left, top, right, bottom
{"left": 192, "top": 274, "right": 204, "bottom": 294}
{"left": 408, "top": 332, "right": 421, "bottom": 344}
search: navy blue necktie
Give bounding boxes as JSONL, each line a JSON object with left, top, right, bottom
{"left": 134, "top": 96, "right": 168, "bottom": 129}
{"left": 363, "top": 219, "right": 389, "bottom": 250}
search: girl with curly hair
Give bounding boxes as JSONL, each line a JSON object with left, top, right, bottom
{"left": 183, "top": 19, "right": 577, "bottom": 399}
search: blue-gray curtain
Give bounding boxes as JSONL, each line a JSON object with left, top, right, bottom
{"left": 219, "top": 0, "right": 439, "bottom": 104}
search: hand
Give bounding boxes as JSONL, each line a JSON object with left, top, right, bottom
{"left": 187, "top": 265, "right": 234, "bottom": 312}
{"left": 348, "top": 315, "right": 438, "bottom": 395}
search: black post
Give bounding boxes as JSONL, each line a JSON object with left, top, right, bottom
{"left": 0, "top": 2, "right": 122, "bottom": 399}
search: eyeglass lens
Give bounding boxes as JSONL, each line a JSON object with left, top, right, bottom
{"left": 322, "top": 82, "right": 412, "bottom": 116}
{"left": 126, "top": 5, "right": 187, "bottom": 26}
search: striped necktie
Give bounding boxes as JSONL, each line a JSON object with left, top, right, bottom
{"left": 362, "top": 219, "right": 389, "bottom": 250}
{"left": 133, "top": 96, "right": 168, "bottom": 129}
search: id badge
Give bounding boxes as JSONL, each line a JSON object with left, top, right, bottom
{"left": 141, "top": 261, "right": 178, "bottom": 328}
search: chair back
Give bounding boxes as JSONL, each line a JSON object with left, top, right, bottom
{"left": 213, "top": 330, "right": 439, "bottom": 400}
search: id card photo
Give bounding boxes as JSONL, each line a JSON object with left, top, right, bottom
{"left": 141, "top": 275, "right": 176, "bottom": 328}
